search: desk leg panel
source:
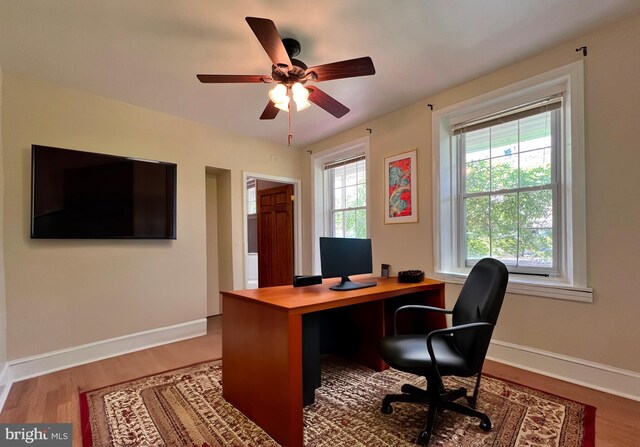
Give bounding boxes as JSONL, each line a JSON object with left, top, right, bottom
{"left": 349, "top": 300, "right": 386, "bottom": 371}
{"left": 222, "top": 295, "right": 303, "bottom": 447}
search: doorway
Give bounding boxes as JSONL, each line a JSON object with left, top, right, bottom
{"left": 243, "top": 173, "right": 302, "bottom": 289}
{"left": 205, "top": 167, "right": 233, "bottom": 316}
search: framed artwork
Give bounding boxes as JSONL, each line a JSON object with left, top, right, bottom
{"left": 384, "top": 149, "right": 418, "bottom": 224}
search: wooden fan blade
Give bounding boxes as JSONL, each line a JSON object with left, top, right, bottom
{"left": 307, "top": 86, "right": 350, "bottom": 118}
{"left": 245, "top": 17, "right": 292, "bottom": 69}
{"left": 306, "top": 57, "right": 375, "bottom": 82}
{"left": 260, "top": 101, "right": 280, "bottom": 120}
{"left": 197, "top": 74, "right": 271, "bottom": 83}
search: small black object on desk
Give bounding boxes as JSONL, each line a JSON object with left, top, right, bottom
{"left": 293, "top": 275, "right": 323, "bottom": 287}
{"left": 397, "top": 270, "right": 425, "bottom": 283}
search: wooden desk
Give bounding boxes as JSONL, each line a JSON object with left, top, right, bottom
{"left": 221, "top": 276, "right": 445, "bottom": 447}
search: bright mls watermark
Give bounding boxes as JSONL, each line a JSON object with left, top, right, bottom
{"left": 0, "top": 424, "right": 71, "bottom": 446}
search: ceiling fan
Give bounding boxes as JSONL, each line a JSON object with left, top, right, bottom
{"left": 197, "top": 17, "right": 376, "bottom": 124}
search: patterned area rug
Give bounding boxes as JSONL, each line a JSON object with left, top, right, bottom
{"left": 80, "top": 358, "right": 595, "bottom": 446}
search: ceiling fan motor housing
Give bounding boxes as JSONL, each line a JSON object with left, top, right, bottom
{"left": 282, "top": 38, "right": 301, "bottom": 58}
{"left": 271, "top": 38, "right": 309, "bottom": 84}
{"left": 272, "top": 60, "right": 308, "bottom": 84}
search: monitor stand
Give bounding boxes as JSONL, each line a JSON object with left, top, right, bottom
{"left": 329, "top": 276, "right": 377, "bottom": 291}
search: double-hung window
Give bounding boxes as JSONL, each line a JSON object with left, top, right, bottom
{"left": 455, "top": 96, "right": 560, "bottom": 274}
{"left": 433, "top": 62, "right": 591, "bottom": 301}
{"left": 324, "top": 155, "right": 367, "bottom": 238}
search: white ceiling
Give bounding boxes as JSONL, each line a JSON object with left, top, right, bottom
{"left": 0, "top": 0, "right": 638, "bottom": 148}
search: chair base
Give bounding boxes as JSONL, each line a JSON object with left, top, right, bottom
{"left": 381, "top": 382, "right": 491, "bottom": 445}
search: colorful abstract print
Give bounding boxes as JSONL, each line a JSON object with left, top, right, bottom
{"left": 388, "top": 157, "right": 412, "bottom": 218}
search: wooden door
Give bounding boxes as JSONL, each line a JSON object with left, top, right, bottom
{"left": 257, "top": 184, "right": 294, "bottom": 287}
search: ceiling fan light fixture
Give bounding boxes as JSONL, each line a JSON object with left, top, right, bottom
{"left": 291, "top": 82, "right": 309, "bottom": 101}
{"left": 269, "top": 83, "right": 288, "bottom": 104}
{"left": 291, "top": 82, "right": 311, "bottom": 112}
{"left": 295, "top": 99, "right": 311, "bottom": 112}
{"left": 274, "top": 96, "right": 290, "bottom": 111}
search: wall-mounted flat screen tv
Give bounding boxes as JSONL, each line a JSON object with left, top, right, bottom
{"left": 31, "top": 145, "right": 177, "bottom": 239}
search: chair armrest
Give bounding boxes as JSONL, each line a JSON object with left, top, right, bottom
{"left": 393, "top": 305, "right": 453, "bottom": 335}
{"left": 425, "top": 322, "right": 494, "bottom": 384}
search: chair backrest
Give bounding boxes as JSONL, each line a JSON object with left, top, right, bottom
{"left": 451, "top": 258, "right": 508, "bottom": 373}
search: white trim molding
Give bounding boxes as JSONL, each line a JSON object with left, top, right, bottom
{"left": 435, "top": 273, "right": 593, "bottom": 302}
{"left": 241, "top": 171, "right": 303, "bottom": 287}
{"left": 488, "top": 339, "right": 640, "bottom": 402}
{"left": 0, "top": 362, "right": 12, "bottom": 412}
{"left": 432, "top": 61, "right": 589, "bottom": 301}
{"left": 7, "top": 319, "right": 206, "bottom": 383}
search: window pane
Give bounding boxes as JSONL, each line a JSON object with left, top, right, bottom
{"left": 356, "top": 184, "right": 366, "bottom": 207}
{"left": 247, "top": 186, "right": 256, "bottom": 215}
{"left": 520, "top": 148, "right": 552, "bottom": 187}
{"left": 344, "top": 210, "right": 356, "bottom": 238}
{"left": 335, "top": 165, "right": 345, "bottom": 188}
{"left": 465, "top": 159, "right": 490, "bottom": 194}
{"left": 357, "top": 160, "right": 366, "bottom": 183}
{"left": 519, "top": 112, "right": 551, "bottom": 151}
{"left": 519, "top": 228, "right": 553, "bottom": 267}
{"left": 345, "top": 185, "right": 358, "bottom": 208}
{"left": 333, "top": 211, "right": 344, "bottom": 237}
{"left": 334, "top": 186, "right": 344, "bottom": 209}
{"left": 465, "top": 128, "right": 490, "bottom": 162}
{"left": 491, "top": 193, "right": 518, "bottom": 265}
{"left": 520, "top": 189, "right": 553, "bottom": 229}
{"left": 491, "top": 121, "right": 519, "bottom": 158}
{"left": 345, "top": 163, "right": 357, "bottom": 186}
{"left": 355, "top": 209, "right": 367, "bottom": 239}
{"left": 491, "top": 154, "right": 518, "bottom": 191}
{"left": 465, "top": 196, "right": 490, "bottom": 259}
{"left": 519, "top": 189, "right": 553, "bottom": 267}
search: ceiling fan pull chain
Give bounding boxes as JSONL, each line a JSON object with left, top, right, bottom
{"left": 288, "top": 101, "right": 293, "bottom": 146}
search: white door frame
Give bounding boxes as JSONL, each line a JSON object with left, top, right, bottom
{"left": 242, "top": 171, "right": 302, "bottom": 288}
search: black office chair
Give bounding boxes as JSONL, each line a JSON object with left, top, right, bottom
{"left": 379, "top": 258, "right": 508, "bottom": 445}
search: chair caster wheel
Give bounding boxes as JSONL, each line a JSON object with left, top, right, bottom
{"left": 381, "top": 396, "right": 393, "bottom": 414}
{"left": 479, "top": 418, "right": 492, "bottom": 431}
{"left": 417, "top": 430, "right": 431, "bottom": 445}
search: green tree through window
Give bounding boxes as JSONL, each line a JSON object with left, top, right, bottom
{"left": 325, "top": 156, "right": 367, "bottom": 238}
{"left": 460, "top": 109, "right": 557, "bottom": 270}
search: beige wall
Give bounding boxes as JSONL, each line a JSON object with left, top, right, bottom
{"left": 0, "top": 66, "right": 7, "bottom": 368}
{"left": 205, "top": 173, "right": 220, "bottom": 316}
{"left": 2, "top": 74, "right": 302, "bottom": 360}
{"left": 304, "top": 12, "right": 640, "bottom": 373}
{"left": 214, "top": 170, "right": 235, "bottom": 299}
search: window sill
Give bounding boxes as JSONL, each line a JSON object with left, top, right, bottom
{"left": 433, "top": 272, "right": 593, "bottom": 303}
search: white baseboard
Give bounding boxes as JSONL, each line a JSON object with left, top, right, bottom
{"left": 0, "top": 362, "right": 12, "bottom": 412}
{"left": 7, "top": 318, "right": 207, "bottom": 383}
{"left": 488, "top": 339, "right": 640, "bottom": 402}
{"left": 2, "top": 323, "right": 637, "bottom": 413}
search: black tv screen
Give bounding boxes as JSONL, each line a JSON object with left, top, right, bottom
{"left": 31, "top": 145, "right": 177, "bottom": 239}
{"left": 319, "top": 237, "right": 375, "bottom": 291}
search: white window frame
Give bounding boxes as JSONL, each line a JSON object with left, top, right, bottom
{"left": 311, "top": 137, "right": 370, "bottom": 274}
{"left": 324, "top": 155, "right": 367, "bottom": 238}
{"left": 432, "top": 61, "right": 592, "bottom": 302}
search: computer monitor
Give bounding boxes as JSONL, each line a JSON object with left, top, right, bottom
{"left": 319, "top": 237, "right": 376, "bottom": 291}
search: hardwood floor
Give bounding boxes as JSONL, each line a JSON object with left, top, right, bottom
{"left": 1, "top": 315, "right": 638, "bottom": 446}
